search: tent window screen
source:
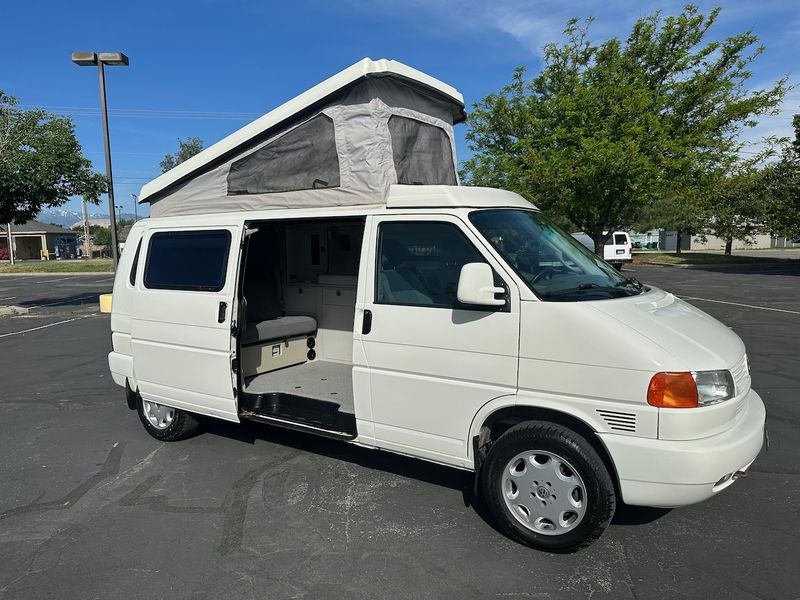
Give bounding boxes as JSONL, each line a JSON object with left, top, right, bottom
{"left": 227, "top": 114, "right": 340, "bottom": 195}
{"left": 388, "top": 116, "right": 456, "bottom": 186}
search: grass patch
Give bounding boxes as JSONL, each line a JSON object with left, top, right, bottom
{"left": 0, "top": 259, "right": 114, "bottom": 273}
{"left": 634, "top": 252, "right": 790, "bottom": 265}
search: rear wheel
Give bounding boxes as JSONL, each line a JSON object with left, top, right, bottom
{"left": 481, "top": 421, "right": 615, "bottom": 552}
{"left": 137, "top": 396, "right": 199, "bottom": 441}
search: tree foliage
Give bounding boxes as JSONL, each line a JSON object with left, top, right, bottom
{"left": 763, "top": 115, "right": 800, "bottom": 240}
{"left": 699, "top": 168, "right": 768, "bottom": 254}
{"left": 461, "top": 6, "right": 789, "bottom": 252}
{"left": 0, "top": 91, "right": 107, "bottom": 225}
{"left": 160, "top": 137, "right": 204, "bottom": 173}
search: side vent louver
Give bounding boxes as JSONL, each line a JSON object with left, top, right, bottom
{"left": 597, "top": 409, "right": 637, "bottom": 433}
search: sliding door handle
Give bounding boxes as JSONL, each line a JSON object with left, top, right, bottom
{"left": 218, "top": 301, "right": 228, "bottom": 323}
{"left": 362, "top": 309, "right": 372, "bottom": 335}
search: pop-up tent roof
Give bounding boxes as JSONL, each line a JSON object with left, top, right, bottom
{"left": 141, "top": 58, "right": 465, "bottom": 217}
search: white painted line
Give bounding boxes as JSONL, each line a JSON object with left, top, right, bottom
{"left": 94, "top": 277, "right": 115, "bottom": 283}
{"left": 27, "top": 294, "right": 98, "bottom": 310}
{"left": 33, "top": 276, "right": 77, "bottom": 284}
{"left": 0, "top": 296, "right": 15, "bottom": 301}
{"left": 681, "top": 296, "right": 800, "bottom": 315}
{"left": 0, "top": 314, "right": 95, "bottom": 339}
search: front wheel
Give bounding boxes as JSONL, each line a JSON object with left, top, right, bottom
{"left": 481, "top": 421, "right": 615, "bottom": 552}
{"left": 137, "top": 395, "right": 200, "bottom": 441}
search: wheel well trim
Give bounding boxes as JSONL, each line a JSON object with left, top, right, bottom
{"left": 468, "top": 398, "right": 622, "bottom": 501}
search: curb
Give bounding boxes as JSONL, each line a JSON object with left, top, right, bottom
{"left": 0, "top": 305, "right": 30, "bottom": 316}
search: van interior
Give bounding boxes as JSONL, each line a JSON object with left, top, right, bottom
{"left": 236, "top": 218, "right": 365, "bottom": 438}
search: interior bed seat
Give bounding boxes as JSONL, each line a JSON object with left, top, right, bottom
{"left": 243, "top": 282, "right": 316, "bottom": 345}
{"left": 242, "top": 315, "right": 317, "bottom": 345}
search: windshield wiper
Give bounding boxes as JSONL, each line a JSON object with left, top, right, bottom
{"left": 543, "top": 283, "right": 636, "bottom": 297}
{"left": 615, "top": 277, "right": 644, "bottom": 292}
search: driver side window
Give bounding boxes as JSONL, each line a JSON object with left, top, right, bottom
{"left": 376, "top": 221, "right": 487, "bottom": 308}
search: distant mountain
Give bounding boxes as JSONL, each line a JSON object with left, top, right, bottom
{"left": 36, "top": 208, "right": 138, "bottom": 229}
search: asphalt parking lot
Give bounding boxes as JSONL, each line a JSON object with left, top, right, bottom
{"left": 1, "top": 265, "right": 798, "bottom": 600}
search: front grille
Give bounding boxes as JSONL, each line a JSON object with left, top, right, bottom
{"left": 597, "top": 409, "right": 637, "bottom": 433}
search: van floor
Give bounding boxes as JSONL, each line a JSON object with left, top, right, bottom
{"left": 243, "top": 360, "right": 354, "bottom": 414}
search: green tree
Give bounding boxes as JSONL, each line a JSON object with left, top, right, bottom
{"left": 462, "top": 6, "right": 789, "bottom": 253}
{"left": 160, "top": 137, "right": 204, "bottom": 173}
{"left": 699, "top": 168, "right": 767, "bottom": 254}
{"left": 89, "top": 224, "right": 112, "bottom": 246}
{"left": 763, "top": 115, "right": 800, "bottom": 240}
{"left": 0, "top": 91, "right": 107, "bottom": 225}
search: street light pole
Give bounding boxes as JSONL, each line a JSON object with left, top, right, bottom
{"left": 131, "top": 193, "right": 138, "bottom": 222}
{"left": 97, "top": 60, "right": 120, "bottom": 267}
{"left": 71, "top": 51, "right": 129, "bottom": 271}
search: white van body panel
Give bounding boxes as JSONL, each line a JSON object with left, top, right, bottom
{"left": 601, "top": 389, "right": 765, "bottom": 507}
{"left": 356, "top": 212, "right": 521, "bottom": 467}
{"left": 108, "top": 222, "right": 147, "bottom": 391}
{"left": 107, "top": 184, "right": 765, "bottom": 510}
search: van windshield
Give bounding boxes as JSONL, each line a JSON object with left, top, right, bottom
{"left": 469, "top": 209, "right": 642, "bottom": 301}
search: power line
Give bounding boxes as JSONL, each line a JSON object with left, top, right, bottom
{"left": 18, "top": 104, "right": 263, "bottom": 120}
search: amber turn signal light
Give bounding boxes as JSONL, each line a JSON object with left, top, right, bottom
{"left": 647, "top": 372, "right": 699, "bottom": 408}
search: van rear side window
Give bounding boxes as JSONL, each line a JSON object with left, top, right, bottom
{"left": 144, "top": 230, "right": 231, "bottom": 292}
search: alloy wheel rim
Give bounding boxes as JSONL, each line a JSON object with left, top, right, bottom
{"left": 501, "top": 449, "right": 587, "bottom": 536}
{"left": 143, "top": 401, "right": 175, "bottom": 430}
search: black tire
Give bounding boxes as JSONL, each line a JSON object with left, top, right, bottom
{"left": 613, "top": 263, "right": 623, "bottom": 271}
{"left": 137, "top": 394, "right": 200, "bottom": 442}
{"left": 481, "top": 421, "right": 615, "bottom": 552}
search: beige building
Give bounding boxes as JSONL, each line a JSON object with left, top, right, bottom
{"left": 1, "top": 220, "right": 78, "bottom": 260}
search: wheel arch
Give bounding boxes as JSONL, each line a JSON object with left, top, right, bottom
{"left": 474, "top": 405, "right": 622, "bottom": 501}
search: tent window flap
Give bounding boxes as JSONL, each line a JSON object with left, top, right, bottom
{"left": 388, "top": 116, "right": 456, "bottom": 186}
{"left": 227, "top": 114, "right": 340, "bottom": 195}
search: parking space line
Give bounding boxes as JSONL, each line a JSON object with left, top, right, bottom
{"left": 681, "top": 296, "right": 800, "bottom": 315}
{"left": 0, "top": 314, "right": 96, "bottom": 339}
{"left": 33, "top": 276, "right": 78, "bottom": 284}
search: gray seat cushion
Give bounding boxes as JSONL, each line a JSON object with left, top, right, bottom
{"left": 242, "top": 315, "right": 317, "bottom": 345}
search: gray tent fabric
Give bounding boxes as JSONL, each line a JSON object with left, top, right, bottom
{"left": 147, "top": 74, "right": 462, "bottom": 217}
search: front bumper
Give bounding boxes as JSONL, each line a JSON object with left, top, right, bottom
{"left": 598, "top": 389, "right": 766, "bottom": 507}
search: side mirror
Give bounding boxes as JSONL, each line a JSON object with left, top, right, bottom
{"left": 457, "top": 263, "right": 506, "bottom": 307}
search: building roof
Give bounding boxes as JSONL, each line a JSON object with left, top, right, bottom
{"left": 139, "top": 57, "right": 465, "bottom": 207}
{"left": 0, "top": 220, "right": 76, "bottom": 235}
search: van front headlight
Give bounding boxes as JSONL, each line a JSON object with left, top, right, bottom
{"left": 692, "top": 370, "right": 735, "bottom": 406}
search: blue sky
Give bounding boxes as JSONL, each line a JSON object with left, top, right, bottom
{"left": 1, "top": 0, "right": 797, "bottom": 218}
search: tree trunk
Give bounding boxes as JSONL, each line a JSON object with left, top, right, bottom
{"left": 675, "top": 231, "right": 682, "bottom": 255}
{"left": 724, "top": 237, "right": 733, "bottom": 255}
{"left": 591, "top": 232, "right": 605, "bottom": 257}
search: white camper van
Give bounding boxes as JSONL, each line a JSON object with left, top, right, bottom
{"left": 107, "top": 59, "right": 765, "bottom": 552}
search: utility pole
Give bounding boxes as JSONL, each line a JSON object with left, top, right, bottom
{"left": 131, "top": 193, "right": 138, "bottom": 222}
{"left": 82, "top": 198, "right": 92, "bottom": 258}
{"left": 5, "top": 223, "right": 14, "bottom": 265}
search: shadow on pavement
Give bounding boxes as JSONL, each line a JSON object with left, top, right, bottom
{"left": 200, "top": 417, "right": 673, "bottom": 541}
